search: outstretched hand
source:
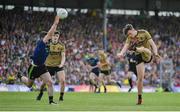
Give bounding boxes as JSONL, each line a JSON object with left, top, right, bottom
{"left": 117, "top": 53, "right": 124, "bottom": 59}
{"left": 154, "top": 54, "right": 162, "bottom": 63}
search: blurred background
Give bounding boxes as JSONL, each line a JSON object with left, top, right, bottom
{"left": 0, "top": 0, "right": 179, "bottom": 93}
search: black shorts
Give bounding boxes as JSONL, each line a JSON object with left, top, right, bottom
{"left": 28, "top": 64, "right": 48, "bottom": 80}
{"left": 127, "top": 52, "right": 152, "bottom": 64}
{"left": 100, "top": 70, "right": 111, "bottom": 76}
{"left": 91, "top": 67, "right": 100, "bottom": 77}
{"left": 128, "top": 62, "right": 137, "bottom": 76}
{"left": 127, "top": 52, "right": 152, "bottom": 76}
{"left": 46, "top": 66, "right": 64, "bottom": 76}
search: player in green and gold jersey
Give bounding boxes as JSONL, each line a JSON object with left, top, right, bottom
{"left": 117, "top": 24, "right": 161, "bottom": 105}
{"left": 36, "top": 31, "right": 66, "bottom": 101}
{"left": 98, "top": 50, "right": 121, "bottom": 93}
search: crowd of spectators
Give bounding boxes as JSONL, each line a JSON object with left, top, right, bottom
{"left": 0, "top": 9, "right": 179, "bottom": 88}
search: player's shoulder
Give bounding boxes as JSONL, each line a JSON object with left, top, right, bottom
{"left": 101, "top": 52, "right": 107, "bottom": 57}
{"left": 57, "top": 42, "right": 65, "bottom": 51}
{"left": 138, "top": 29, "right": 149, "bottom": 34}
{"left": 57, "top": 42, "right": 65, "bottom": 47}
{"left": 37, "top": 39, "right": 44, "bottom": 43}
{"left": 37, "top": 39, "right": 46, "bottom": 46}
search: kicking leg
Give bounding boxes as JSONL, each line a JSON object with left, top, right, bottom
{"left": 136, "top": 46, "right": 152, "bottom": 61}
{"left": 106, "top": 75, "right": 121, "bottom": 88}
{"left": 17, "top": 73, "right": 34, "bottom": 88}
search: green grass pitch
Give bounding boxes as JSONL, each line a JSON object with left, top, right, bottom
{"left": 0, "top": 92, "right": 180, "bottom": 111}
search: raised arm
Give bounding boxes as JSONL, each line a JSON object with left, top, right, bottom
{"left": 43, "top": 16, "right": 60, "bottom": 43}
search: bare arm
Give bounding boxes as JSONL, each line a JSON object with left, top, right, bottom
{"left": 148, "top": 39, "right": 161, "bottom": 61}
{"left": 59, "top": 52, "right": 66, "bottom": 67}
{"left": 148, "top": 39, "right": 158, "bottom": 55}
{"left": 43, "top": 16, "right": 60, "bottom": 43}
{"left": 117, "top": 43, "right": 129, "bottom": 57}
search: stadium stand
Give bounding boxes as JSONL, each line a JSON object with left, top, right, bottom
{"left": 0, "top": 10, "right": 179, "bottom": 90}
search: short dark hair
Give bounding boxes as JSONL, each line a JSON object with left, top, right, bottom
{"left": 40, "top": 31, "right": 47, "bottom": 37}
{"left": 123, "top": 24, "right": 134, "bottom": 36}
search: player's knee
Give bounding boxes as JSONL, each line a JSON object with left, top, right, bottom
{"left": 138, "top": 77, "right": 143, "bottom": 82}
{"left": 46, "top": 80, "right": 53, "bottom": 87}
{"left": 136, "top": 47, "right": 144, "bottom": 52}
{"left": 60, "top": 80, "right": 65, "bottom": 86}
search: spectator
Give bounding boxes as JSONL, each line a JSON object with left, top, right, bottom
{"left": 0, "top": 9, "right": 179, "bottom": 87}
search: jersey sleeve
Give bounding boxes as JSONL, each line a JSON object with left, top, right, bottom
{"left": 125, "top": 36, "right": 130, "bottom": 44}
{"left": 61, "top": 44, "right": 65, "bottom": 52}
{"left": 145, "top": 30, "right": 152, "bottom": 40}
